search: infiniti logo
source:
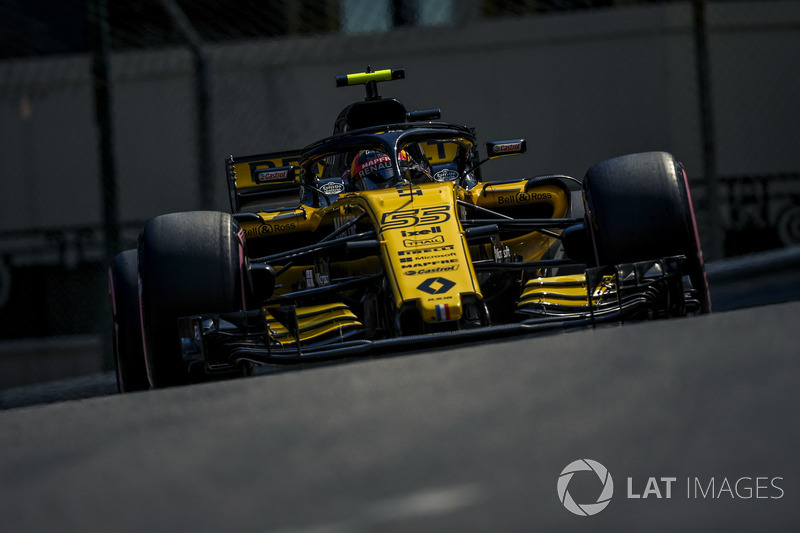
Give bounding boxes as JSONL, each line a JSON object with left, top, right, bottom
{"left": 557, "top": 459, "right": 614, "bottom": 516}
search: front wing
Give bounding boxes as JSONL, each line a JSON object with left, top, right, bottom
{"left": 178, "top": 256, "right": 697, "bottom": 372}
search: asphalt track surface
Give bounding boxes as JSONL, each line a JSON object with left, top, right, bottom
{"left": 1, "top": 273, "right": 799, "bottom": 531}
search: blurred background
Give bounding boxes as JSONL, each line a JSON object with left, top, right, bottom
{"left": 0, "top": 0, "right": 798, "bottom": 376}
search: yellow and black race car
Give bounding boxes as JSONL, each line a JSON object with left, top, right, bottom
{"left": 109, "top": 68, "right": 710, "bottom": 391}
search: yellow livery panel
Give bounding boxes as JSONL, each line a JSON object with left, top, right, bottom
{"left": 359, "top": 182, "right": 480, "bottom": 323}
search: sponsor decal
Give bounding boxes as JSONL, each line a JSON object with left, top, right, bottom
{"left": 492, "top": 142, "right": 522, "bottom": 154}
{"left": 403, "top": 235, "right": 445, "bottom": 247}
{"left": 434, "top": 168, "right": 459, "bottom": 182}
{"left": 400, "top": 226, "right": 442, "bottom": 237}
{"left": 255, "top": 168, "right": 289, "bottom": 183}
{"left": 400, "top": 258, "right": 459, "bottom": 270}
{"left": 245, "top": 222, "right": 296, "bottom": 237}
{"left": 244, "top": 225, "right": 272, "bottom": 237}
{"left": 497, "top": 194, "right": 519, "bottom": 205}
{"left": 355, "top": 154, "right": 392, "bottom": 179}
{"left": 402, "top": 264, "right": 460, "bottom": 276}
{"left": 397, "top": 245, "right": 454, "bottom": 256}
{"left": 417, "top": 277, "right": 456, "bottom": 295}
{"left": 399, "top": 252, "right": 457, "bottom": 264}
{"left": 360, "top": 154, "right": 391, "bottom": 168}
{"left": 270, "top": 222, "right": 296, "bottom": 232}
{"left": 497, "top": 191, "right": 553, "bottom": 205}
{"left": 320, "top": 181, "right": 345, "bottom": 195}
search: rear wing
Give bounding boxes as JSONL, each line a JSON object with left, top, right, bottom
{"left": 226, "top": 150, "right": 302, "bottom": 212}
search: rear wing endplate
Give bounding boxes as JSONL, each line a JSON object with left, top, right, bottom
{"left": 226, "top": 150, "right": 302, "bottom": 212}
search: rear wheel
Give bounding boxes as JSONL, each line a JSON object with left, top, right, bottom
{"left": 583, "top": 152, "right": 710, "bottom": 313}
{"left": 109, "top": 249, "right": 149, "bottom": 392}
{"left": 138, "top": 211, "right": 246, "bottom": 387}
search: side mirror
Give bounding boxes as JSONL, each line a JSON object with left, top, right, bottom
{"left": 462, "top": 139, "right": 528, "bottom": 182}
{"left": 486, "top": 139, "right": 527, "bottom": 159}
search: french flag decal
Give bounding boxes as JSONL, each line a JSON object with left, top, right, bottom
{"left": 435, "top": 304, "right": 451, "bottom": 321}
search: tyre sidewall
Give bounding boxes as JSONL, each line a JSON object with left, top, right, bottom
{"left": 109, "top": 249, "right": 149, "bottom": 392}
{"left": 583, "top": 151, "right": 710, "bottom": 312}
{"left": 138, "top": 211, "right": 245, "bottom": 388}
{"left": 584, "top": 152, "right": 693, "bottom": 265}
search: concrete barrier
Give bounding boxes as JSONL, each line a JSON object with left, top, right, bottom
{"left": 0, "top": 335, "right": 104, "bottom": 389}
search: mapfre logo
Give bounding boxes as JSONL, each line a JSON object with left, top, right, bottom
{"left": 557, "top": 459, "right": 614, "bottom": 516}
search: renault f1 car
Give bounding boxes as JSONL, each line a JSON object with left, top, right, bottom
{"left": 110, "top": 68, "right": 710, "bottom": 391}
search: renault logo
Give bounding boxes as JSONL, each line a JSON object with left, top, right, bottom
{"left": 416, "top": 277, "right": 456, "bottom": 295}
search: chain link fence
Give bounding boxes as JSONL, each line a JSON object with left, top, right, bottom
{"left": 0, "top": 0, "right": 798, "bottom": 341}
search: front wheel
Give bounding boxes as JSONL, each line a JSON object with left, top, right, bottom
{"left": 109, "top": 249, "right": 149, "bottom": 392}
{"left": 583, "top": 152, "right": 710, "bottom": 313}
{"left": 138, "top": 211, "right": 246, "bottom": 387}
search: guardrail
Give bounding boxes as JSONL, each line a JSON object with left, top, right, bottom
{"left": 706, "top": 245, "right": 800, "bottom": 282}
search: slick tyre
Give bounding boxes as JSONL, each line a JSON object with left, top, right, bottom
{"left": 109, "top": 249, "right": 149, "bottom": 392}
{"left": 138, "top": 211, "right": 246, "bottom": 388}
{"left": 583, "top": 152, "right": 710, "bottom": 313}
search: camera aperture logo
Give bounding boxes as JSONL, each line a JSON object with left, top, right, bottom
{"left": 558, "top": 459, "right": 785, "bottom": 517}
{"left": 557, "top": 459, "right": 614, "bottom": 516}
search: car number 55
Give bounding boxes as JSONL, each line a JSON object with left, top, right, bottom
{"left": 380, "top": 206, "right": 450, "bottom": 231}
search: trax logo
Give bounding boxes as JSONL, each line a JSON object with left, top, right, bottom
{"left": 416, "top": 277, "right": 456, "bottom": 295}
{"left": 403, "top": 235, "right": 445, "bottom": 247}
{"left": 401, "top": 226, "right": 442, "bottom": 237}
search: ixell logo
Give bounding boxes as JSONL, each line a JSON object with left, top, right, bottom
{"left": 557, "top": 459, "right": 614, "bottom": 516}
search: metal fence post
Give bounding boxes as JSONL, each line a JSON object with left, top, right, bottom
{"left": 159, "top": 0, "right": 214, "bottom": 211}
{"left": 88, "top": 0, "right": 120, "bottom": 266}
{"left": 692, "top": 0, "right": 723, "bottom": 260}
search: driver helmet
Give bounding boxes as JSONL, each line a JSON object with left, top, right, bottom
{"left": 398, "top": 148, "right": 433, "bottom": 184}
{"left": 350, "top": 150, "right": 395, "bottom": 190}
{"left": 350, "top": 149, "right": 433, "bottom": 190}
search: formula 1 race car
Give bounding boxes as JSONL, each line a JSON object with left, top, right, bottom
{"left": 109, "top": 68, "right": 710, "bottom": 391}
